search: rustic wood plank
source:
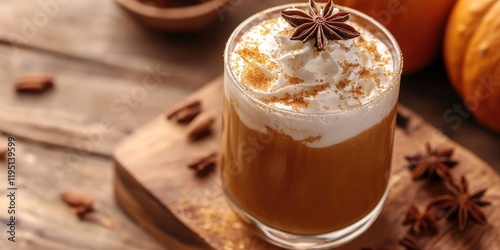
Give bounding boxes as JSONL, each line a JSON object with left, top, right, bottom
{"left": 114, "top": 77, "right": 500, "bottom": 249}
{"left": 0, "top": 137, "right": 164, "bottom": 250}
{"left": 0, "top": 44, "right": 195, "bottom": 157}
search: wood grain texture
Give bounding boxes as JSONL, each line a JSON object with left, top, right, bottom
{"left": 0, "top": 44, "right": 194, "bottom": 157}
{"left": 0, "top": 138, "right": 164, "bottom": 250}
{"left": 114, "top": 77, "right": 500, "bottom": 250}
{"left": 0, "top": 1, "right": 497, "bottom": 250}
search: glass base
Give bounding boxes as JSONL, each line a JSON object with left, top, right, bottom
{"left": 224, "top": 188, "right": 389, "bottom": 249}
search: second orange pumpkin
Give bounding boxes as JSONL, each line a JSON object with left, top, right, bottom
{"left": 444, "top": 0, "right": 500, "bottom": 132}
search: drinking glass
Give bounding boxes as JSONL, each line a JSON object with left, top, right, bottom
{"left": 221, "top": 3, "right": 402, "bottom": 249}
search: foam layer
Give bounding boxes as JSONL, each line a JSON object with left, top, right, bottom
{"left": 225, "top": 6, "right": 400, "bottom": 148}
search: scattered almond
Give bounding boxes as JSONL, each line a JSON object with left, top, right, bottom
{"left": 60, "top": 190, "right": 115, "bottom": 229}
{"left": 15, "top": 73, "right": 54, "bottom": 94}
{"left": 81, "top": 211, "right": 116, "bottom": 229}
{"left": 166, "top": 99, "right": 201, "bottom": 124}
{"left": 188, "top": 152, "right": 218, "bottom": 177}
{"left": 186, "top": 112, "right": 215, "bottom": 141}
{"left": 61, "top": 190, "right": 94, "bottom": 214}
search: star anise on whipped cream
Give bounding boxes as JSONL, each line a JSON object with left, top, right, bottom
{"left": 281, "top": 0, "right": 360, "bottom": 51}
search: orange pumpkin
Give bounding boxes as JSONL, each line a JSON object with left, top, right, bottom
{"left": 444, "top": 0, "right": 500, "bottom": 132}
{"left": 334, "top": 0, "right": 457, "bottom": 74}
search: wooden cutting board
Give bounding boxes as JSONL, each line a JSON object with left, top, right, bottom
{"left": 113, "top": 76, "right": 500, "bottom": 250}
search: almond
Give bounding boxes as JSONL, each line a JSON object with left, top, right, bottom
{"left": 166, "top": 99, "right": 201, "bottom": 124}
{"left": 61, "top": 190, "right": 93, "bottom": 212}
{"left": 15, "top": 73, "right": 54, "bottom": 94}
{"left": 186, "top": 112, "right": 215, "bottom": 141}
{"left": 188, "top": 152, "right": 218, "bottom": 177}
{"left": 81, "top": 211, "right": 116, "bottom": 229}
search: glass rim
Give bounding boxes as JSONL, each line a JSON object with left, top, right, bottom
{"left": 224, "top": 3, "right": 403, "bottom": 118}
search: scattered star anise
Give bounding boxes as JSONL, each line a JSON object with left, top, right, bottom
{"left": 281, "top": 0, "right": 360, "bottom": 51}
{"left": 399, "top": 236, "right": 425, "bottom": 250}
{"left": 429, "top": 176, "right": 491, "bottom": 230}
{"left": 403, "top": 205, "right": 439, "bottom": 235}
{"left": 405, "top": 143, "right": 458, "bottom": 182}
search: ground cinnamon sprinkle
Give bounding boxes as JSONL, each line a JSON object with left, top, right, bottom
{"left": 313, "top": 83, "right": 330, "bottom": 94}
{"left": 334, "top": 77, "right": 367, "bottom": 102}
{"left": 336, "top": 80, "right": 350, "bottom": 90}
{"left": 339, "top": 61, "right": 360, "bottom": 74}
{"left": 351, "top": 85, "right": 364, "bottom": 99}
{"left": 260, "top": 83, "right": 330, "bottom": 111}
{"left": 358, "top": 68, "right": 371, "bottom": 79}
{"left": 241, "top": 63, "right": 272, "bottom": 91}
{"left": 347, "top": 84, "right": 366, "bottom": 102}
{"left": 236, "top": 47, "right": 267, "bottom": 66}
{"left": 278, "top": 27, "right": 294, "bottom": 37}
{"left": 380, "top": 56, "right": 391, "bottom": 65}
{"left": 333, "top": 41, "right": 352, "bottom": 52}
{"left": 358, "top": 68, "right": 381, "bottom": 87}
{"left": 260, "top": 19, "right": 277, "bottom": 36}
{"left": 357, "top": 39, "right": 383, "bottom": 62}
{"left": 236, "top": 46, "right": 280, "bottom": 91}
{"left": 285, "top": 92, "right": 309, "bottom": 110}
{"left": 284, "top": 74, "right": 305, "bottom": 85}
{"left": 260, "top": 92, "right": 308, "bottom": 111}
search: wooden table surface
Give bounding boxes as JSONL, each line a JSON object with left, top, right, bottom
{"left": 0, "top": 0, "right": 498, "bottom": 250}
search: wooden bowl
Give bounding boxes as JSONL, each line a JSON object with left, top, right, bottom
{"left": 115, "top": 0, "right": 230, "bottom": 31}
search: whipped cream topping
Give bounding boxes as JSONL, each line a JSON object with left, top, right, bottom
{"left": 225, "top": 7, "right": 400, "bottom": 148}
{"left": 229, "top": 15, "right": 394, "bottom": 113}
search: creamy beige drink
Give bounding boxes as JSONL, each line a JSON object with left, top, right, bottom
{"left": 222, "top": 1, "right": 402, "bottom": 248}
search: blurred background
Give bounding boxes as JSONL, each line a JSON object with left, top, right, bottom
{"left": 0, "top": 0, "right": 499, "bottom": 249}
